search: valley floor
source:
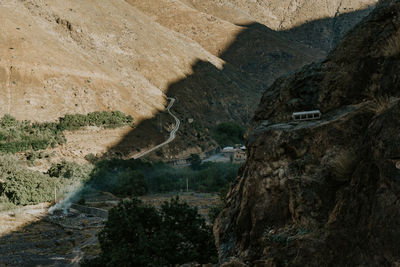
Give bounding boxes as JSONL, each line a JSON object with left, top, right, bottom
{"left": 0, "top": 192, "right": 219, "bottom": 266}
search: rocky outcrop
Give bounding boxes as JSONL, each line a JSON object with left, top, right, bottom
{"left": 215, "top": 1, "right": 400, "bottom": 266}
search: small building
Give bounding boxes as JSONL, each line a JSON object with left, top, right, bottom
{"left": 234, "top": 149, "right": 246, "bottom": 162}
{"left": 292, "top": 110, "right": 321, "bottom": 121}
{"left": 221, "top": 146, "right": 246, "bottom": 163}
{"left": 222, "top": 146, "right": 235, "bottom": 153}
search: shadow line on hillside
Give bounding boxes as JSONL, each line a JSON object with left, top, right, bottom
{"left": 108, "top": 6, "right": 374, "bottom": 161}
{"left": 0, "top": 7, "right": 377, "bottom": 266}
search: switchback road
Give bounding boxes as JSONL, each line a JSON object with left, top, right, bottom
{"left": 133, "top": 97, "right": 180, "bottom": 159}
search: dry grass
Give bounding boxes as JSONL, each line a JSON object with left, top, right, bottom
{"left": 330, "top": 150, "right": 358, "bottom": 181}
{"left": 368, "top": 96, "right": 399, "bottom": 115}
{"left": 383, "top": 33, "right": 400, "bottom": 57}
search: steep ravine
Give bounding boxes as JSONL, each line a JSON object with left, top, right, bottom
{"left": 215, "top": 1, "right": 400, "bottom": 266}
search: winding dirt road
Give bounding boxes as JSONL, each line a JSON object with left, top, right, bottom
{"left": 133, "top": 97, "right": 180, "bottom": 159}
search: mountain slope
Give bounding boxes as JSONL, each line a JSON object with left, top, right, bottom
{"left": 0, "top": 0, "right": 223, "bottom": 122}
{"left": 0, "top": 0, "right": 378, "bottom": 158}
{"left": 215, "top": 1, "right": 400, "bottom": 265}
{"left": 183, "top": 0, "right": 377, "bottom": 51}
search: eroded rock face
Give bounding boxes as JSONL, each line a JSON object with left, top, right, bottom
{"left": 215, "top": 1, "right": 400, "bottom": 266}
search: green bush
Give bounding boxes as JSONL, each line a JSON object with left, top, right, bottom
{"left": 0, "top": 114, "right": 17, "bottom": 127}
{"left": 48, "top": 161, "right": 92, "bottom": 180}
{"left": 58, "top": 111, "right": 134, "bottom": 131}
{"left": 189, "top": 154, "right": 202, "bottom": 170}
{"left": 0, "top": 111, "right": 133, "bottom": 153}
{"left": 84, "top": 153, "right": 98, "bottom": 163}
{"left": 0, "top": 117, "right": 64, "bottom": 153}
{"left": 58, "top": 114, "right": 88, "bottom": 130}
{"left": 0, "top": 155, "right": 59, "bottom": 205}
{"left": 81, "top": 197, "right": 217, "bottom": 266}
{"left": 1, "top": 169, "right": 59, "bottom": 205}
{"left": 85, "top": 159, "right": 149, "bottom": 197}
{"left": 114, "top": 169, "right": 147, "bottom": 196}
{"left": 0, "top": 195, "right": 17, "bottom": 211}
{"left": 97, "top": 160, "right": 239, "bottom": 194}
{"left": 212, "top": 122, "right": 245, "bottom": 147}
{"left": 0, "top": 155, "right": 89, "bottom": 205}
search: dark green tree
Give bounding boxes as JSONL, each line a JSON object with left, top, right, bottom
{"left": 81, "top": 197, "right": 217, "bottom": 266}
{"left": 212, "top": 122, "right": 245, "bottom": 147}
{"left": 189, "top": 153, "right": 202, "bottom": 170}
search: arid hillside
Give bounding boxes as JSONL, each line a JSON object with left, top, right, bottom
{"left": 0, "top": 0, "right": 377, "bottom": 158}
{"left": 215, "top": 1, "right": 400, "bottom": 265}
{"left": 0, "top": 0, "right": 225, "bottom": 122}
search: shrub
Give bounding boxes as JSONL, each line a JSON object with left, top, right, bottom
{"left": 0, "top": 169, "right": 60, "bottom": 205}
{"left": 58, "top": 111, "right": 134, "bottom": 131}
{"left": 0, "top": 111, "right": 133, "bottom": 153}
{"left": 81, "top": 197, "right": 217, "bottom": 266}
{"left": 212, "top": 122, "right": 245, "bottom": 147}
{"left": 0, "top": 155, "right": 60, "bottom": 205}
{"left": 0, "top": 155, "right": 89, "bottom": 205}
{"left": 0, "top": 195, "right": 16, "bottom": 212}
{"left": 114, "top": 169, "right": 147, "bottom": 196}
{"left": 0, "top": 114, "right": 17, "bottom": 127}
{"left": 144, "top": 161, "right": 239, "bottom": 193}
{"left": 48, "top": 161, "right": 92, "bottom": 180}
{"left": 85, "top": 159, "right": 149, "bottom": 197}
{"left": 0, "top": 115, "right": 64, "bottom": 153}
{"left": 84, "top": 153, "right": 98, "bottom": 163}
{"left": 58, "top": 114, "right": 88, "bottom": 130}
{"left": 189, "top": 154, "right": 202, "bottom": 170}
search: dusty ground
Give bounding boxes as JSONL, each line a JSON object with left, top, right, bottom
{"left": 0, "top": 192, "right": 219, "bottom": 266}
{"left": 0, "top": 203, "right": 50, "bottom": 236}
{"left": 0, "top": 203, "right": 98, "bottom": 266}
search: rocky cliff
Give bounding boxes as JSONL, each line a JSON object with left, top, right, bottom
{"left": 215, "top": 1, "right": 400, "bottom": 266}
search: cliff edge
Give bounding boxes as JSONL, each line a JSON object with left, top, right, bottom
{"left": 215, "top": 1, "right": 400, "bottom": 266}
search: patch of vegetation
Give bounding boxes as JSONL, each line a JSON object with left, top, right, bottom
{"left": 85, "top": 159, "right": 149, "bottom": 197}
{"left": 81, "top": 197, "right": 217, "bottom": 266}
{"left": 58, "top": 111, "right": 133, "bottom": 131}
{"left": 0, "top": 155, "right": 89, "bottom": 205}
{"left": 212, "top": 122, "right": 245, "bottom": 147}
{"left": 0, "top": 153, "right": 237, "bottom": 208}
{"left": 85, "top": 159, "right": 239, "bottom": 196}
{"left": 84, "top": 153, "right": 98, "bottom": 163}
{"left": 25, "top": 151, "right": 54, "bottom": 162}
{"left": 0, "top": 115, "right": 65, "bottom": 153}
{"left": 0, "top": 195, "right": 16, "bottom": 212}
{"left": 0, "top": 112, "right": 133, "bottom": 153}
{"left": 146, "top": 161, "right": 239, "bottom": 193}
{"left": 189, "top": 153, "right": 202, "bottom": 170}
{"left": 48, "top": 160, "right": 93, "bottom": 180}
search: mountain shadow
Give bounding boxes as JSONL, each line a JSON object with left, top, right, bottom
{"left": 108, "top": 6, "right": 374, "bottom": 160}
{"left": 0, "top": 6, "right": 378, "bottom": 266}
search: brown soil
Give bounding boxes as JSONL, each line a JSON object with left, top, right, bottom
{"left": 1, "top": 0, "right": 376, "bottom": 158}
